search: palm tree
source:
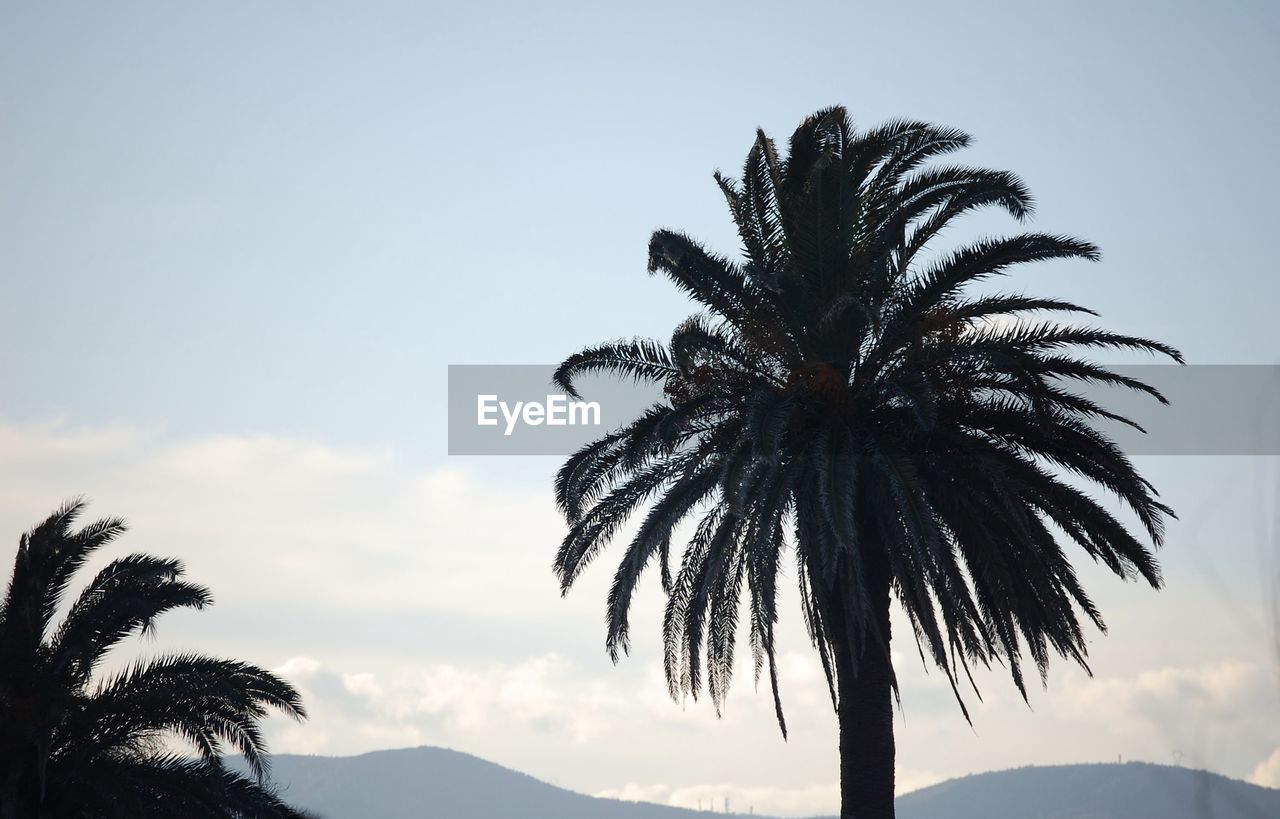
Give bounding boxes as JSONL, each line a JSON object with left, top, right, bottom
{"left": 551, "top": 107, "right": 1180, "bottom": 819}
{"left": 0, "top": 500, "right": 310, "bottom": 818}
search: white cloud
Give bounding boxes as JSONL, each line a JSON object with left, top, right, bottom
{"left": 597, "top": 781, "right": 837, "bottom": 817}
{"left": 0, "top": 417, "right": 566, "bottom": 622}
{"left": 266, "top": 651, "right": 826, "bottom": 760}
{"left": 0, "top": 416, "right": 146, "bottom": 460}
{"left": 1058, "top": 659, "right": 1277, "bottom": 757}
{"left": 1065, "top": 660, "right": 1265, "bottom": 725}
{"left": 269, "top": 653, "right": 625, "bottom": 753}
{"left": 1250, "top": 747, "right": 1280, "bottom": 788}
{"left": 596, "top": 768, "right": 942, "bottom": 817}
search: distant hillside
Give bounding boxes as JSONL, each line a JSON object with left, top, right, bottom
{"left": 260, "top": 747, "right": 1280, "bottom": 819}
{"left": 262, "top": 746, "right": 756, "bottom": 819}
{"left": 885, "top": 762, "right": 1279, "bottom": 819}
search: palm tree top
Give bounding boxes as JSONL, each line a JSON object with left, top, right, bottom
{"left": 552, "top": 106, "right": 1180, "bottom": 738}
{"left": 0, "top": 499, "right": 310, "bottom": 818}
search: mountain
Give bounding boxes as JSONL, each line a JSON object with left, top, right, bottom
{"left": 887, "top": 762, "right": 1280, "bottom": 819}
{"left": 260, "top": 746, "right": 755, "bottom": 819}
{"left": 259, "top": 746, "right": 1280, "bottom": 819}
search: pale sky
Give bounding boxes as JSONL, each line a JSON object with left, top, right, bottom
{"left": 2, "top": 2, "right": 1278, "bottom": 816}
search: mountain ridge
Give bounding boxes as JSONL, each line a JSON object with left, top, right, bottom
{"left": 258, "top": 745, "right": 1280, "bottom": 819}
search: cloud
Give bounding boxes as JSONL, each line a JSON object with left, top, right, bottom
{"left": 1049, "top": 659, "right": 1280, "bottom": 780}
{"left": 265, "top": 650, "right": 835, "bottom": 761}
{"left": 0, "top": 417, "right": 567, "bottom": 623}
{"left": 594, "top": 768, "right": 943, "bottom": 817}
{"left": 267, "top": 653, "right": 626, "bottom": 755}
{"left": 1065, "top": 660, "right": 1265, "bottom": 725}
{"left": 595, "top": 781, "right": 838, "bottom": 817}
{"left": 1250, "top": 747, "right": 1280, "bottom": 788}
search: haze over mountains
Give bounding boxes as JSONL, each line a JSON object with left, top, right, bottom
{"left": 261, "top": 746, "right": 1280, "bottom": 819}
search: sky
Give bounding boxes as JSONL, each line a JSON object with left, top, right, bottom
{"left": 2, "top": 1, "right": 1279, "bottom": 815}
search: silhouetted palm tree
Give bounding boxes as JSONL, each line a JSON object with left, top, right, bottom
{"left": 552, "top": 107, "right": 1179, "bottom": 819}
{"left": 0, "top": 500, "right": 310, "bottom": 818}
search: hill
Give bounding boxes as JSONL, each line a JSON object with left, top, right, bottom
{"left": 262, "top": 746, "right": 754, "bottom": 819}
{"left": 260, "top": 746, "right": 1280, "bottom": 819}
{"left": 888, "top": 762, "right": 1280, "bottom": 819}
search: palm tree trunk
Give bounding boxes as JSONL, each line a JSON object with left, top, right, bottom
{"left": 833, "top": 567, "right": 895, "bottom": 819}
{"left": 0, "top": 737, "right": 23, "bottom": 819}
{"left": 0, "top": 734, "right": 45, "bottom": 819}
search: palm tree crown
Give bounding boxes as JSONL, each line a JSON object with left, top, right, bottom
{"left": 0, "top": 500, "right": 309, "bottom": 819}
{"left": 552, "top": 108, "right": 1178, "bottom": 816}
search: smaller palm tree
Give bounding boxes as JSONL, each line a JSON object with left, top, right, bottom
{"left": 0, "top": 500, "right": 311, "bottom": 819}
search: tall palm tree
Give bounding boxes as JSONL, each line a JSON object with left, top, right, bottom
{"left": 0, "top": 500, "right": 310, "bottom": 818}
{"left": 552, "top": 107, "right": 1179, "bottom": 819}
